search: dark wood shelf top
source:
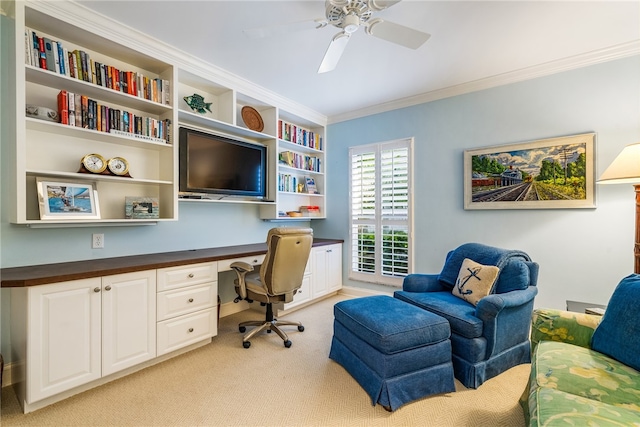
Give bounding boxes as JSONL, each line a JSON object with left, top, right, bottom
{"left": 1, "top": 238, "right": 343, "bottom": 288}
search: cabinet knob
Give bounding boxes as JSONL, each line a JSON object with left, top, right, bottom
{"left": 94, "top": 287, "right": 101, "bottom": 293}
{"left": 327, "top": 249, "right": 332, "bottom": 253}
{"left": 188, "top": 328, "right": 194, "bottom": 333}
{"left": 188, "top": 298, "right": 194, "bottom": 303}
{"left": 104, "top": 285, "right": 112, "bottom": 291}
{"left": 188, "top": 273, "right": 194, "bottom": 278}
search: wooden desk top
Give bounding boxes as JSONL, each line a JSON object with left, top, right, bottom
{"left": 1, "top": 238, "right": 343, "bottom": 288}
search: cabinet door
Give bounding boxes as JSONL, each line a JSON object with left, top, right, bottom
{"left": 327, "top": 244, "right": 343, "bottom": 292}
{"left": 311, "top": 247, "right": 329, "bottom": 298}
{"left": 27, "top": 278, "right": 102, "bottom": 403}
{"left": 102, "top": 271, "right": 157, "bottom": 376}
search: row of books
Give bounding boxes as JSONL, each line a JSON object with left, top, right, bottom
{"left": 25, "top": 27, "right": 170, "bottom": 105}
{"left": 277, "top": 174, "right": 319, "bottom": 194}
{"left": 278, "top": 119, "right": 323, "bottom": 151}
{"left": 57, "top": 90, "right": 171, "bottom": 143}
{"left": 279, "top": 151, "right": 322, "bottom": 173}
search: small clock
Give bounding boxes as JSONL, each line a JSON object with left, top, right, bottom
{"left": 107, "top": 157, "right": 130, "bottom": 176}
{"left": 80, "top": 153, "right": 107, "bottom": 174}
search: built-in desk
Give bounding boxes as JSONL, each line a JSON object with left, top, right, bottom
{"left": 2, "top": 238, "right": 343, "bottom": 414}
{"left": 0, "top": 238, "right": 342, "bottom": 287}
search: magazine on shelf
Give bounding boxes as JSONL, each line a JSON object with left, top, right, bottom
{"left": 305, "top": 177, "right": 318, "bottom": 194}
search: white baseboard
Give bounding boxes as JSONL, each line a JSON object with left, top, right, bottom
{"left": 2, "top": 362, "right": 12, "bottom": 388}
{"left": 338, "top": 286, "right": 392, "bottom": 298}
{"left": 219, "top": 300, "right": 251, "bottom": 318}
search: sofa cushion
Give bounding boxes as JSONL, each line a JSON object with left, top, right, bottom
{"left": 591, "top": 274, "right": 640, "bottom": 372}
{"left": 528, "top": 387, "right": 640, "bottom": 427}
{"left": 494, "top": 259, "right": 529, "bottom": 294}
{"left": 531, "top": 341, "right": 640, "bottom": 410}
{"left": 452, "top": 258, "right": 499, "bottom": 305}
{"left": 394, "top": 291, "right": 483, "bottom": 339}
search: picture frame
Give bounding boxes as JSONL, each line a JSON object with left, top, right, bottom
{"left": 304, "top": 176, "right": 318, "bottom": 194}
{"left": 37, "top": 178, "right": 100, "bottom": 220}
{"left": 464, "top": 133, "right": 596, "bottom": 210}
{"left": 125, "top": 197, "right": 159, "bottom": 219}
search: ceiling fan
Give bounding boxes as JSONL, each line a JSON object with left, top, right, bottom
{"left": 243, "top": 0, "right": 431, "bottom": 73}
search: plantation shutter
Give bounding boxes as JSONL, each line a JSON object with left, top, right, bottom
{"left": 349, "top": 139, "right": 412, "bottom": 286}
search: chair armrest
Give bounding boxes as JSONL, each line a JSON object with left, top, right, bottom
{"left": 476, "top": 286, "right": 538, "bottom": 357}
{"left": 476, "top": 287, "right": 538, "bottom": 318}
{"left": 230, "top": 262, "right": 255, "bottom": 301}
{"left": 530, "top": 308, "right": 602, "bottom": 352}
{"left": 230, "top": 261, "right": 254, "bottom": 273}
{"left": 402, "top": 274, "right": 447, "bottom": 293}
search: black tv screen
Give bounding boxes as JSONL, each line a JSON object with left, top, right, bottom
{"left": 179, "top": 127, "right": 267, "bottom": 198}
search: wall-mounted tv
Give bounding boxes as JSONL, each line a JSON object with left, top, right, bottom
{"left": 179, "top": 127, "right": 267, "bottom": 199}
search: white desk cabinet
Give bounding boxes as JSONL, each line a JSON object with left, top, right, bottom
{"left": 18, "top": 270, "right": 156, "bottom": 407}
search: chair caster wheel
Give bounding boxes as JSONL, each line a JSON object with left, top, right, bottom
{"left": 298, "top": 325, "right": 305, "bottom": 332}
{"left": 284, "top": 340, "right": 292, "bottom": 348}
{"left": 239, "top": 326, "right": 246, "bottom": 333}
{"left": 267, "top": 329, "right": 272, "bottom": 333}
{"left": 243, "top": 341, "right": 251, "bottom": 349}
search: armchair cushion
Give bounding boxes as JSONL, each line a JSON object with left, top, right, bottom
{"left": 591, "top": 274, "right": 640, "bottom": 372}
{"left": 452, "top": 258, "right": 499, "bottom": 306}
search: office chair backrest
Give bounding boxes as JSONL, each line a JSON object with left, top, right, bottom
{"left": 260, "top": 227, "right": 313, "bottom": 296}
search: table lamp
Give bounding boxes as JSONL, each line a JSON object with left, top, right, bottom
{"left": 597, "top": 142, "right": 640, "bottom": 273}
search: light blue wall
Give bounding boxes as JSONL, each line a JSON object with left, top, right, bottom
{"left": 315, "top": 55, "right": 640, "bottom": 310}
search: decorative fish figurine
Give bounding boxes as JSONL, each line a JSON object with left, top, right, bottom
{"left": 183, "top": 93, "right": 212, "bottom": 114}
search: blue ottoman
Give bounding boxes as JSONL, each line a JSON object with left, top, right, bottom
{"left": 329, "top": 295, "right": 455, "bottom": 411}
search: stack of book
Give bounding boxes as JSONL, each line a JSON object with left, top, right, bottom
{"left": 57, "top": 90, "right": 171, "bottom": 144}
{"left": 25, "top": 28, "right": 170, "bottom": 105}
{"left": 278, "top": 120, "right": 323, "bottom": 151}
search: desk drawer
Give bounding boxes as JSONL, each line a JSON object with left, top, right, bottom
{"left": 157, "top": 262, "right": 217, "bottom": 291}
{"left": 157, "top": 283, "right": 217, "bottom": 321}
{"left": 157, "top": 308, "right": 217, "bottom": 356}
{"left": 217, "top": 254, "right": 265, "bottom": 272}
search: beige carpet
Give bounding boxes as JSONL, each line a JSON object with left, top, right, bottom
{"left": 1, "top": 294, "right": 529, "bottom": 426}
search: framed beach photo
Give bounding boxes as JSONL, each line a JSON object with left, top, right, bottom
{"left": 464, "top": 133, "right": 596, "bottom": 210}
{"left": 37, "top": 178, "right": 100, "bottom": 220}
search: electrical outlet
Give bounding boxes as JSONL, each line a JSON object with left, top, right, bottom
{"left": 92, "top": 233, "right": 104, "bottom": 249}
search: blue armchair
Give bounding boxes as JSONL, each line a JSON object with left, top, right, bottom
{"left": 394, "top": 243, "right": 539, "bottom": 389}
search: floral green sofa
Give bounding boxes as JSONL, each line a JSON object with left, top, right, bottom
{"left": 521, "top": 274, "right": 640, "bottom": 426}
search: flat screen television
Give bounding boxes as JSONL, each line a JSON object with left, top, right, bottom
{"left": 179, "top": 127, "right": 267, "bottom": 198}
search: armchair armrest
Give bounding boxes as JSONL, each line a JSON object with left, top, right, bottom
{"left": 530, "top": 308, "right": 602, "bottom": 352}
{"left": 402, "top": 274, "right": 448, "bottom": 293}
{"left": 476, "top": 286, "right": 538, "bottom": 318}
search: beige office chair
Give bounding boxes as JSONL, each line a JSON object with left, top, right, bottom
{"left": 231, "top": 227, "right": 313, "bottom": 348}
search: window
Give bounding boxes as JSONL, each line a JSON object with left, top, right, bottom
{"left": 349, "top": 139, "right": 413, "bottom": 286}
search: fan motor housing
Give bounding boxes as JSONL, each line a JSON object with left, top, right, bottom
{"left": 325, "top": 0, "right": 373, "bottom": 29}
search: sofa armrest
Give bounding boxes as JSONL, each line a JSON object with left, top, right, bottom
{"left": 402, "top": 274, "right": 448, "bottom": 293}
{"left": 530, "top": 308, "right": 602, "bottom": 352}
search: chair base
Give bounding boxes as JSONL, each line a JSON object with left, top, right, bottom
{"left": 238, "top": 303, "right": 303, "bottom": 348}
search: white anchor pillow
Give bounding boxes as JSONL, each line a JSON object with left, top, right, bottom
{"left": 452, "top": 258, "right": 500, "bottom": 306}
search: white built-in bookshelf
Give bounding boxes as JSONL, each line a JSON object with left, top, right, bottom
{"left": 6, "top": 0, "right": 327, "bottom": 226}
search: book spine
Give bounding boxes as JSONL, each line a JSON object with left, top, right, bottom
{"left": 74, "top": 93, "right": 82, "bottom": 126}
{"left": 43, "top": 38, "right": 56, "bottom": 72}
{"left": 90, "top": 59, "right": 97, "bottom": 85}
{"left": 38, "top": 37, "right": 47, "bottom": 69}
{"left": 81, "top": 95, "right": 88, "bottom": 128}
{"left": 52, "top": 41, "right": 60, "bottom": 74}
{"left": 68, "top": 91, "right": 76, "bottom": 127}
{"left": 57, "top": 90, "right": 68, "bottom": 125}
{"left": 62, "top": 47, "right": 70, "bottom": 77}
{"left": 24, "top": 27, "right": 33, "bottom": 66}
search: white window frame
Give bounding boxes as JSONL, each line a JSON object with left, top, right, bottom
{"left": 348, "top": 138, "right": 413, "bottom": 287}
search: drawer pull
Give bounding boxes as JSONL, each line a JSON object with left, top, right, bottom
{"left": 188, "top": 273, "right": 194, "bottom": 278}
{"left": 188, "top": 298, "right": 194, "bottom": 303}
{"left": 188, "top": 328, "right": 194, "bottom": 333}
{"left": 94, "top": 287, "right": 101, "bottom": 293}
{"left": 105, "top": 285, "right": 112, "bottom": 291}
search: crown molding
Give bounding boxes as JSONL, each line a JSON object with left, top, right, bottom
{"left": 328, "top": 40, "right": 640, "bottom": 124}
{"left": 28, "top": 0, "right": 327, "bottom": 126}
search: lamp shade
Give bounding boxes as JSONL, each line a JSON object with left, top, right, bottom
{"left": 598, "top": 142, "right": 640, "bottom": 185}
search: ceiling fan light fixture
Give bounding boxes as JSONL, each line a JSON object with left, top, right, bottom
{"left": 343, "top": 13, "right": 360, "bottom": 33}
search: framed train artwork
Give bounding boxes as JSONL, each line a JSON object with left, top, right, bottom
{"left": 464, "top": 133, "right": 596, "bottom": 210}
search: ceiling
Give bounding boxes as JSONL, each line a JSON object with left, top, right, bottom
{"left": 77, "top": 1, "right": 640, "bottom": 122}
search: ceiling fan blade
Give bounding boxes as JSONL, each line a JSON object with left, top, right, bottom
{"left": 366, "top": 19, "right": 430, "bottom": 49}
{"left": 243, "top": 19, "right": 321, "bottom": 39}
{"left": 368, "top": 0, "right": 402, "bottom": 11}
{"left": 318, "top": 32, "right": 351, "bottom": 73}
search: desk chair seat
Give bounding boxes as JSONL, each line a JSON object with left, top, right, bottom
{"left": 231, "top": 227, "right": 313, "bottom": 348}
